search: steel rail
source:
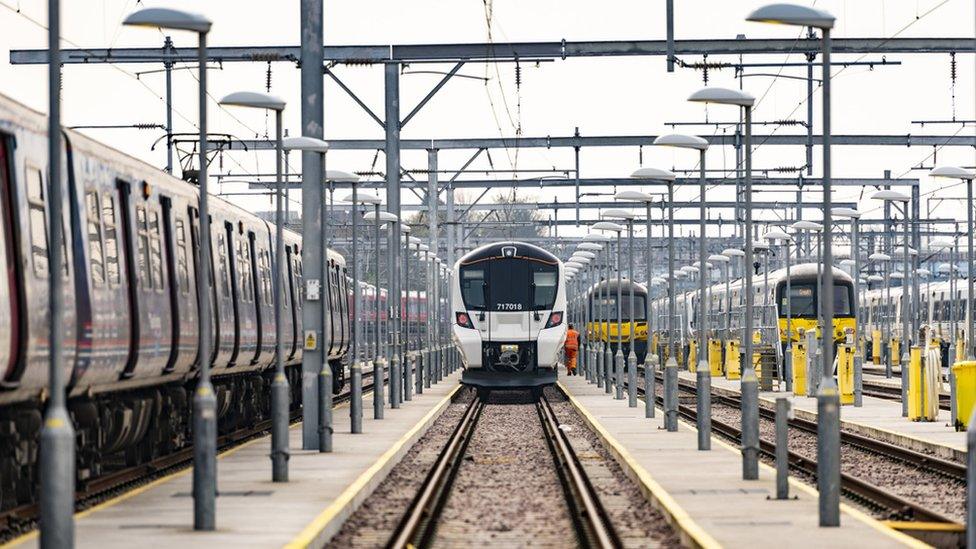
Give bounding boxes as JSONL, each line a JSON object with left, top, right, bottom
{"left": 537, "top": 394, "right": 623, "bottom": 549}
{"left": 386, "top": 394, "right": 484, "bottom": 549}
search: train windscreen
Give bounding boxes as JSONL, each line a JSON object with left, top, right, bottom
{"left": 590, "top": 294, "right": 647, "bottom": 321}
{"left": 778, "top": 281, "right": 854, "bottom": 318}
{"left": 459, "top": 258, "right": 559, "bottom": 311}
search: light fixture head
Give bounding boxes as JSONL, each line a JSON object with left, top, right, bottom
{"left": 630, "top": 167, "right": 677, "bottom": 182}
{"left": 708, "top": 254, "right": 731, "bottom": 263}
{"left": 602, "top": 208, "right": 637, "bottom": 220}
{"left": 763, "top": 229, "right": 792, "bottom": 242}
{"left": 615, "top": 190, "right": 654, "bottom": 202}
{"left": 831, "top": 207, "right": 861, "bottom": 219}
{"left": 791, "top": 220, "right": 823, "bottom": 232}
{"left": 930, "top": 166, "right": 976, "bottom": 180}
{"left": 592, "top": 221, "right": 625, "bottom": 233}
{"left": 363, "top": 210, "right": 398, "bottom": 223}
{"left": 871, "top": 189, "right": 910, "bottom": 202}
{"left": 746, "top": 3, "right": 835, "bottom": 30}
{"left": 219, "top": 90, "right": 286, "bottom": 112}
{"left": 325, "top": 170, "right": 360, "bottom": 183}
{"left": 722, "top": 248, "right": 746, "bottom": 258}
{"left": 688, "top": 87, "right": 756, "bottom": 108}
{"left": 282, "top": 136, "right": 329, "bottom": 153}
{"left": 653, "top": 133, "right": 709, "bottom": 151}
{"left": 123, "top": 7, "right": 212, "bottom": 33}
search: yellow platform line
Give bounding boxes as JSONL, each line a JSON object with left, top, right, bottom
{"left": 558, "top": 382, "right": 722, "bottom": 549}
{"left": 285, "top": 383, "right": 462, "bottom": 549}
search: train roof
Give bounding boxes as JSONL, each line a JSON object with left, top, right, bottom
{"left": 0, "top": 92, "right": 345, "bottom": 267}
{"left": 586, "top": 278, "right": 647, "bottom": 296}
{"left": 457, "top": 241, "right": 559, "bottom": 266}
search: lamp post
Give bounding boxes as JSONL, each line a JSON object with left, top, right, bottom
{"left": 930, "top": 167, "right": 975, "bottom": 360}
{"left": 748, "top": 2, "right": 838, "bottom": 523}
{"left": 283, "top": 136, "right": 333, "bottom": 452}
{"left": 571, "top": 251, "right": 596, "bottom": 380}
{"left": 593, "top": 221, "right": 626, "bottom": 398}
{"left": 363, "top": 207, "right": 397, "bottom": 418}
{"left": 869, "top": 252, "right": 893, "bottom": 377}
{"left": 124, "top": 6, "right": 214, "bottom": 529}
{"left": 578, "top": 242, "right": 603, "bottom": 382}
{"left": 834, "top": 208, "right": 863, "bottom": 406}
{"left": 721, "top": 248, "right": 745, "bottom": 351}
{"left": 602, "top": 210, "right": 638, "bottom": 403}
{"left": 792, "top": 220, "right": 824, "bottom": 394}
{"left": 653, "top": 136, "right": 710, "bottom": 443}
{"left": 583, "top": 233, "right": 611, "bottom": 387}
{"left": 219, "top": 90, "right": 290, "bottom": 482}
{"left": 763, "top": 230, "right": 793, "bottom": 392}
{"left": 404, "top": 234, "right": 422, "bottom": 402}
{"left": 872, "top": 189, "right": 912, "bottom": 418}
{"left": 689, "top": 86, "right": 757, "bottom": 472}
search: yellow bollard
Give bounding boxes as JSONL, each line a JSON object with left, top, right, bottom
{"left": 908, "top": 346, "right": 923, "bottom": 421}
{"left": 726, "top": 340, "right": 741, "bottom": 380}
{"left": 792, "top": 341, "right": 806, "bottom": 396}
{"left": 708, "top": 339, "right": 723, "bottom": 376}
{"left": 872, "top": 330, "right": 882, "bottom": 364}
{"left": 651, "top": 332, "right": 660, "bottom": 357}
{"left": 837, "top": 344, "right": 855, "bottom": 405}
{"left": 890, "top": 338, "right": 901, "bottom": 367}
{"left": 951, "top": 360, "right": 976, "bottom": 430}
{"left": 688, "top": 340, "right": 698, "bottom": 372}
{"left": 957, "top": 338, "right": 966, "bottom": 363}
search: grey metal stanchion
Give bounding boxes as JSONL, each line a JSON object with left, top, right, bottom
{"left": 645, "top": 357, "right": 656, "bottom": 418}
{"left": 775, "top": 397, "right": 790, "bottom": 500}
{"left": 696, "top": 363, "right": 711, "bottom": 450}
{"left": 853, "top": 353, "right": 863, "bottom": 407}
{"left": 806, "top": 330, "right": 818, "bottom": 398}
{"left": 741, "top": 368, "right": 760, "bottom": 479}
{"left": 628, "top": 354, "right": 638, "bottom": 407}
{"left": 318, "top": 366, "right": 333, "bottom": 452}
{"left": 374, "top": 357, "right": 385, "bottom": 419}
{"left": 391, "top": 353, "right": 401, "bottom": 409}
{"left": 664, "top": 358, "right": 678, "bottom": 431}
{"left": 351, "top": 360, "right": 363, "bottom": 433}
{"left": 416, "top": 351, "right": 424, "bottom": 395}
{"left": 596, "top": 345, "right": 604, "bottom": 388}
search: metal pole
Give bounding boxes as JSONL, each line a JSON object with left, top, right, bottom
{"left": 817, "top": 28, "right": 840, "bottom": 527}
{"left": 596, "top": 247, "right": 604, "bottom": 389}
{"left": 300, "top": 0, "right": 325, "bottom": 449}
{"left": 373, "top": 206, "right": 385, "bottom": 419}
{"left": 350, "top": 184, "right": 363, "bottom": 433}
{"left": 271, "top": 110, "right": 289, "bottom": 482}
{"left": 404, "top": 240, "right": 412, "bottom": 401}
{"left": 853, "top": 218, "right": 863, "bottom": 407}
{"left": 164, "top": 36, "right": 174, "bottom": 175}
{"left": 384, "top": 62, "right": 402, "bottom": 399}
{"left": 697, "top": 149, "right": 711, "bottom": 451}
{"left": 615, "top": 229, "right": 625, "bottom": 400}
{"left": 775, "top": 397, "right": 790, "bottom": 500}
{"left": 968, "top": 178, "right": 975, "bottom": 359}
{"left": 605, "top": 240, "right": 613, "bottom": 393}
{"left": 901, "top": 204, "right": 911, "bottom": 417}
{"left": 785, "top": 240, "right": 793, "bottom": 392}
{"left": 646, "top": 202, "right": 655, "bottom": 418}
{"left": 741, "top": 104, "right": 759, "bottom": 480}
{"left": 40, "top": 0, "right": 75, "bottom": 543}
{"left": 627, "top": 219, "right": 638, "bottom": 406}
{"left": 665, "top": 0, "right": 675, "bottom": 72}
{"left": 191, "top": 29, "right": 217, "bottom": 532}
{"left": 319, "top": 154, "right": 332, "bottom": 453}
{"left": 665, "top": 181, "right": 678, "bottom": 432}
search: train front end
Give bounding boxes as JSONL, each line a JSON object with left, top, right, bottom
{"left": 452, "top": 242, "right": 567, "bottom": 388}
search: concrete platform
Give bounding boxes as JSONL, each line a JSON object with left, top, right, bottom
{"left": 8, "top": 371, "right": 463, "bottom": 549}
{"left": 559, "top": 373, "right": 923, "bottom": 549}
{"left": 679, "top": 371, "right": 967, "bottom": 462}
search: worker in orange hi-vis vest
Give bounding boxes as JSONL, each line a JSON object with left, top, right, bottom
{"left": 564, "top": 324, "right": 580, "bottom": 376}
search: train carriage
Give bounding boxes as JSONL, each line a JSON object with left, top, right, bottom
{"left": 584, "top": 279, "right": 648, "bottom": 364}
{"left": 452, "top": 241, "right": 567, "bottom": 388}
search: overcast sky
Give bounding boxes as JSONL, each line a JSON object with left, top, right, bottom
{"left": 1, "top": 0, "right": 974, "bottom": 241}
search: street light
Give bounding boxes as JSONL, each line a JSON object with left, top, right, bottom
{"left": 363, "top": 207, "right": 397, "bottom": 419}
{"left": 403, "top": 234, "right": 423, "bottom": 400}
{"left": 873, "top": 189, "right": 912, "bottom": 419}
{"left": 930, "top": 166, "right": 976, "bottom": 361}
{"left": 764, "top": 229, "right": 794, "bottom": 391}
{"left": 689, "top": 86, "right": 759, "bottom": 470}
{"left": 282, "top": 136, "right": 333, "bottom": 452}
{"left": 219, "top": 90, "right": 291, "bottom": 483}
{"left": 834, "top": 207, "right": 864, "bottom": 406}
{"left": 594, "top": 221, "right": 626, "bottom": 397}
{"left": 603, "top": 209, "right": 638, "bottom": 404}
{"left": 750, "top": 2, "right": 840, "bottom": 524}
{"left": 578, "top": 242, "right": 604, "bottom": 383}
{"left": 869, "top": 251, "right": 894, "bottom": 377}
{"left": 124, "top": 7, "right": 214, "bottom": 530}
{"left": 584, "top": 232, "right": 613, "bottom": 390}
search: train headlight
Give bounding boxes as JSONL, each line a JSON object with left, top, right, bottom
{"left": 544, "top": 311, "right": 563, "bottom": 329}
{"left": 455, "top": 312, "right": 475, "bottom": 329}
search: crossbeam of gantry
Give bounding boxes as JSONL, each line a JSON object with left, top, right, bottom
{"left": 11, "top": 37, "right": 976, "bottom": 65}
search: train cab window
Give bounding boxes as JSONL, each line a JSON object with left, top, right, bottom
{"left": 102, "top": 195, "right": 120, "bottom": 286}
{"left": 26, "top": 167, "right": 48, "bottom": 277}
{"left": 85, "top": 191, "right": 105, "bottom": 287}
{"left": 782, "top": 285, "right": 816, "bottom": 317}
{"left": 459, "top": 267, "right": 486, "bottom": 310}
{"left": 532, "top": 268, "right": 557, "bottom": 308}
{"left": 175, "top": 218, "right": 190, "bottom": 295}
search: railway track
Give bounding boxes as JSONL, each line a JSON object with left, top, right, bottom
{"left": 0, "top": 368, "right": 379, "bottom": 537}
{"left": 387, "top": 390, "right": 622, "bottom": 549}
{"left": 631, "top": 370, "right": 963, "bottom": 528}
{"left": 860, "top": 379, "right": 952, "bottom": 411}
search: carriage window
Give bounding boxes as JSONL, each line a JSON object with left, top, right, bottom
{"left": 26, "top": 167, "right": 48, "bottom": 277}
{"left": 149, "top": 210, "right": 163, "bottom": 290}
{"left": 240, "top": 238, "right": 253, "bottom": 303}
{"left": 85, "top": 191, "right": 105, "bottom": 287}
{"left": 103, "top": 195, "right": 120, "bottom": 285}
{"left": 217, "top": 232, "right": 230, "bottom": 298}
{"left": 175, "top": 218, "right": 190, "bottom": 295}
{"left": 135, "top": 205, "right": 150, "bottom": 289}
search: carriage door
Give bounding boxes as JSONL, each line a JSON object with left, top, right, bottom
{"left": 0, "top": 137, "right": 18, "bottom": 381}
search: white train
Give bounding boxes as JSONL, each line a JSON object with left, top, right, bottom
{"left": 451, "top": 242, "right": 567, "bottom": 388}
{"left": 863, "top": 279, "right": 971, "bottom": 358}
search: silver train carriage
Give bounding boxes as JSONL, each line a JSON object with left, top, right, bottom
{"left": 0, "top": 93, "right": 355, "bottom": 512}
{"left": 451, "top": 241, "right": 568, "bottom": 388}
